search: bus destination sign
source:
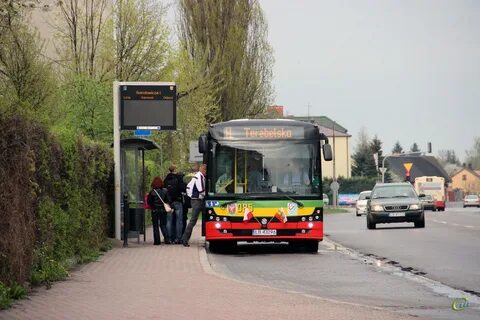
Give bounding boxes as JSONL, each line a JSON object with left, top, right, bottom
{"left": 221, "top": 126, "right": 304, "bottom": 140}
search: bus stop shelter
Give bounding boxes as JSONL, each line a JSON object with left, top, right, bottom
{"left": 119, "top": 137, "right": 160, "bottom": 244}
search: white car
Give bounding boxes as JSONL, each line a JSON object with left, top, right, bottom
{"left": 356, "top": 190, "right": 371, "bottom": 216}
{"left": 463, "top": 194, "right": 480, "bottom": 208}
{"left": 323, "top": 193, "right": 329, "bottom": 206}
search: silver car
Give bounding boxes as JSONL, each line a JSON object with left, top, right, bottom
{"left": 323, "top": 193, "right": 329, "bottom": 206}
{"left": 356, "top": 190, "right": 371, "bottom": 216}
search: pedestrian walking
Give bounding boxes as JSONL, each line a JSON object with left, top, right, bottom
{"left": 181, "top": 163, "right": 206, "bottom": 247}
{"left": 147, "top": 176, "right": 173, "bottom": 245}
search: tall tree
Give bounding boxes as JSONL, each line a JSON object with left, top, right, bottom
{"left": 437, "top": 149, "right": 461, "bottom": 166}
{"left": 113, "top": 0, "right": 171, "bottom": 81}
{"left": 56, "top": 0, "right": 110, "bottom": 78}
{"left": 392, "top": 141, "right": 403, "bottom": 154}
{"left": 410, "top": 142, "right": 420, "bottom": 153}
{"left": 465, "top": 137, "right": 480, "bottom": 170}
{"left": 178, "top": 0, "right": 274, "bottom": 122}
{"left": 352, "top": 128, "right": 376, "bottom": 177}
{"left": 0, "top": 1, "right": 55, "bottom": 114}
{"left": 155, "top": 49, "right": 221, "bottom": 170}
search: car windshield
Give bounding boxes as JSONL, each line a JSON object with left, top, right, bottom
{"left": 466, "top": 195, "right": 479, "bottom": 199}
{"left": 358, "top": 192, "right": 371, "bottom": 200}
{"left": 371, "top": 185, "right": 416, "bottom": 199}
{"left": 423, "top": 195, "right": 433, "bottom": 200}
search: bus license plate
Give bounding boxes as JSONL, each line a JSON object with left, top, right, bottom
{"left": 252, "top": 229, "right": 277, "bottom": 236}
{"left": 389, "top": 212, "right": 405, "bottom": 217}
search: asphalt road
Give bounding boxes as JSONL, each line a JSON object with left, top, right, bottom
{"left": 326, "top": 203, "right": 480, "bottom": 294}
{"left": 206, "top": 203, "right": 480, "bottom": 320}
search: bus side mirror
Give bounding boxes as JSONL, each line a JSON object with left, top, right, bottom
{"left": 323, "top": 144, "right": 333, "bottom": 161}
{"left": 198, "top": 134, "right": 207, "bottom": 154}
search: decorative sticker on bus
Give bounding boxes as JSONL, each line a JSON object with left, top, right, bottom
{"left": 287, "top": 202, "right": 298, "bottom": 215}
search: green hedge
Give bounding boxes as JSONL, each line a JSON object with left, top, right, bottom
{"left": 323, "top": 176, "right": 378, "bottom": 198}
{"left": 0, "top": 113, "right": 113, "bottom": 291}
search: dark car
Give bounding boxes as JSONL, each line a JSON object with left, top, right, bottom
{"left": 366, "top": 182, "right": 425, "bottom": 229}
{"left": 420, "top": 194, "right": 436, "bottom": 211}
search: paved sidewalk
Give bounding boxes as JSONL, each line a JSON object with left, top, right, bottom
{"left": 1, "top": 227, "right": 427, "bottom": 320}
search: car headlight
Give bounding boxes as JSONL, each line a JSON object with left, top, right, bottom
{"left": 409, "top": 204, "right": 421, "bottom": 210}
{"left": 371, "top": 205, "right": 384, "bottom": 212}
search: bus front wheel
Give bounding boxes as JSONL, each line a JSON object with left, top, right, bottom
{"left": 209, "top": 240, "right": 237, "bottom": 254}
{"left": 304, "top": 240, "right": 319, "bottom": 253}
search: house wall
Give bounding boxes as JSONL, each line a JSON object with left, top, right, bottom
{"left": 321, "top": 136, "right": 351, "bottom": 179}
{"left": 451, "top": 169, "right": 480, "bottom": 194}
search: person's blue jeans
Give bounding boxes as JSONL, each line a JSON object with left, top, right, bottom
{"left": 172, "top": 201, "right": 183, "bottom": 242}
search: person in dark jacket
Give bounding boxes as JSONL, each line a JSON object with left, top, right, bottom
{"left": 164, "top": 164, "right": 186, "bottom": 244}
{"left": 147, "top": 176, "right": 173, "bottom": 245}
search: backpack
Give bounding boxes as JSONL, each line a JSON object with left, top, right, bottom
{"left": 164, "top": 173, "right": 183, "bottom": 201}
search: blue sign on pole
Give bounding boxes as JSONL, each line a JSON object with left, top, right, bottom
{"left": 134, "top": 129, "right": 151, "bottom": 137}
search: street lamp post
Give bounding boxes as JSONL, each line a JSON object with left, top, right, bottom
{"left": 381, "top": 154, "right": 391, "bottom": 183}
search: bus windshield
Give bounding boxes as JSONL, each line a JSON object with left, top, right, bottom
{"left": 211, "top": 140, "right": 321, "bottom": 196}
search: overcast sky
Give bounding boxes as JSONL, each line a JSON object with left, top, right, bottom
{"left": 259, "top": 0, "right": 479, "bottom": 162}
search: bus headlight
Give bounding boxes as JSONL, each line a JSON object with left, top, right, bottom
{"left": 215, "top": 223, "right": 221, "bottom": 229}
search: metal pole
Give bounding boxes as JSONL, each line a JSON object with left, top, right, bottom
{"left": 114, "top": 81, "right": 121, "bottom": 240}
{"left": 381, "top": 155, "right": 389, "bottom": 183}
{"left": 123, "top": 193, "right": 129, "bottom": 247}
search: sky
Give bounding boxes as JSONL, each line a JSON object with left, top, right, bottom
{"left": 259, "top": 0, "right": 479, "bottom": 162}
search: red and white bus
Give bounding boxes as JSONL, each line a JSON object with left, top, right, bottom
{"left": 414, "top": 176, "right": 446, "bottom": 211}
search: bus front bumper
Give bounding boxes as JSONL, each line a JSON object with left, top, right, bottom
{"left": 205, "top": 221, "right": 323, "bottom": 241}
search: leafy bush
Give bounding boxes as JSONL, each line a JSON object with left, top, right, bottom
{"left": 0, "top": 281, "right": 26, "bottom": 310}
{"left": 0, "top": 113, "right": 114, "bottom": 291}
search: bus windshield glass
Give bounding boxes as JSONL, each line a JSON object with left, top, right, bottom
{"left": 212, "top": 140, "right": 321, "bottom": 196}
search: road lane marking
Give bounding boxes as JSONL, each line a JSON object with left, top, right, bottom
{"left": 430, "top": 219, "right": 479, "bottom": 230}
{"left": 323, "top": 238, "right": 480, "bottom": 306}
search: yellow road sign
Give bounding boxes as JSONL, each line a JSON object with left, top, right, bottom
{"left": 403, "top": 162, "right": 413, "bottom": 172}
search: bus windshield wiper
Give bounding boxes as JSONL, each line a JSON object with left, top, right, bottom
{"left": 275, "top": 192, "right": 304, "bottom": 208}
